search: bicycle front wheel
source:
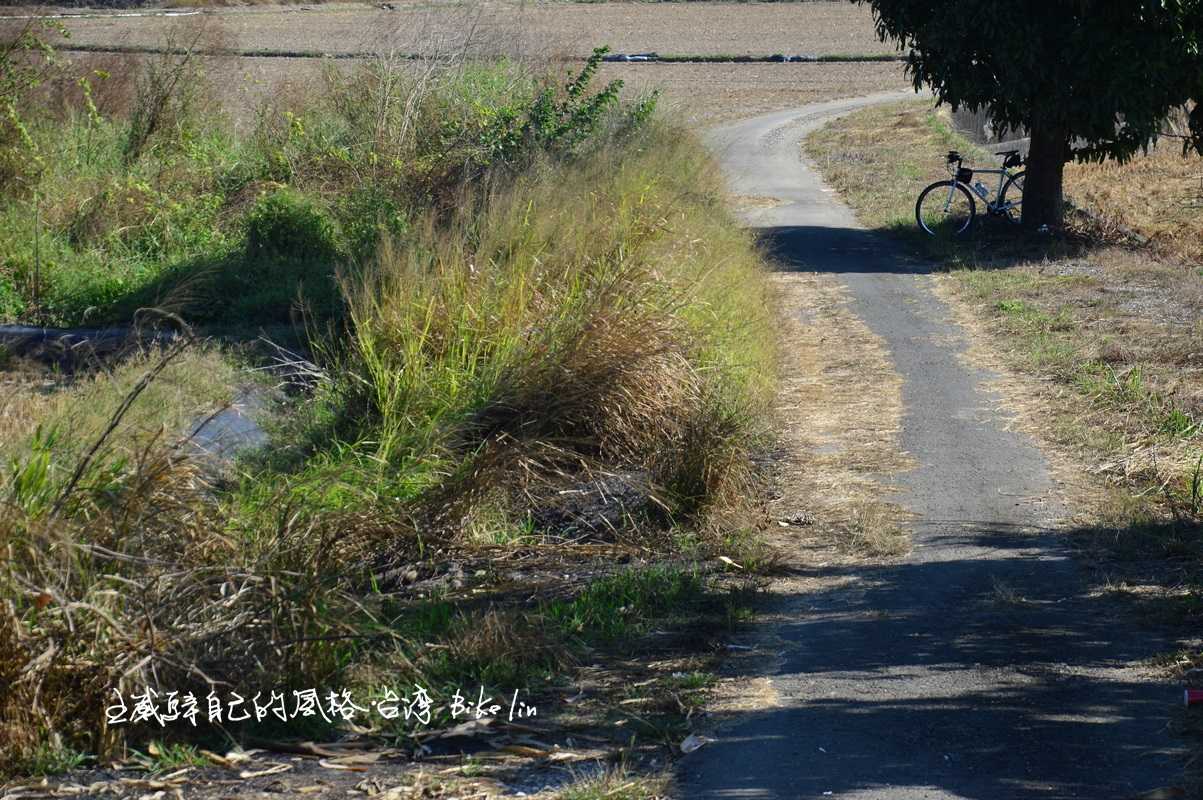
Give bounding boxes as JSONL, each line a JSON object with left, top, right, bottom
{"left": 915, "top": 180, "right": 976, "bottom": 238}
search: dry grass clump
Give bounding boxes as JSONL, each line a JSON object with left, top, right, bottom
{"left": 0, "top": 341, "right": 428, "bottom": 772}
{"left": 1065, "top": 144, "right": 1203, "bottom": 264}
{"left": 842, "top": 500, "right": 909, "bottom": 557}
{"left": 315, "top": 119, "right": 776, "bottom": 542}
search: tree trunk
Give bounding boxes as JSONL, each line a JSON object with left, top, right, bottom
{"left": 1021, "top": 121, "right": 1069, "bottom": 228}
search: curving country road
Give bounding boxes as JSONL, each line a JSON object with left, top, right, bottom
{"left": 682, "top": 94, "right": 1183, "bottom": 798}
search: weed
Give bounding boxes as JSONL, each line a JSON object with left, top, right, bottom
{"left": 0, "top": 33, "right": 662, "bottom": 328}
{"left": 556, "top": 766, "right": 668, "bottom": 800}
{"left": 545, "top": 567, "right": 704, "bottom": 641}
{"left": 523, "top": 46, "right": 625, "bottom": 156}
{"left": 842, "top": 500, "right": 909, "bottom": 557}
{"left": 20, "top": 743, "right": 88, "bottom": 777}
{"left": 664, "top": 670, "right": 715, "bottom": 691}
{"left": 133, "top": 741, "right": 209, "bottom": 774}
{"left": 1166, "top": 455, "right": 1203, "bottom": 520}
{"left": 458, "top": 756, "right": 486, "bottom": 778}
{"left": 122, "top": 20, "right": 219, "bottom": 163}
{"left": 1, "top": 19, "right": 64, "bottom": 197}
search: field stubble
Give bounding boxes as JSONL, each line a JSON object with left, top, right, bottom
{"left": 43, "top": 1, "right": 892, "bottom": 59}
{"left": 27, "top": 1, "right": 909, "bottom": 127}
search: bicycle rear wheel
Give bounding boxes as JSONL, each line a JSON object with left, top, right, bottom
{"left": 915, "top": 180, "right": 976, "bottom": 239}
{"left": 998, "top": 171, "right": 1025, "bottom": 223}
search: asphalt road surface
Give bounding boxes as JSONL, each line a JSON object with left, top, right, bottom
{"left": 682, "top": 93, "right": 1184, "bottom": 799}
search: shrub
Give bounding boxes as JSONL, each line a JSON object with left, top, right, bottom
{"left": 121, "top": 20, "right": 220, "bottom": 162}
{"left": 245, "top": 188, "right": 342, "bottom": 264}
{"left": 521, "top": 46, "right": 625, "bottom": 156}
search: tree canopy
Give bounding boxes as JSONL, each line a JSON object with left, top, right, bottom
{"left": 855, "top": 0, "right": 1203, "bottom": 225}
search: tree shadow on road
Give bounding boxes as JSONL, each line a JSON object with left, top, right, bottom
{"left": 678, "top": 515, "right": 1198, "bottom": 799}
{"left": 754, "top": 221, "right": 1100, "bottom": 276}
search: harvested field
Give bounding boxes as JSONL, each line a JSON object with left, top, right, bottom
{"left": 606, "top": 61, "right": 908, "bottom": 125}
{"left": 36, "top": 0, "right": 893, "bottom": 58}
{"left": 20, "top": 1, "right": 907, "bottom": 127}
{"left": 50, "top": 47, "right": 908, "bottom": 127}
{"left": 1065, "top": 145, "right": 1203, "bottom": 265}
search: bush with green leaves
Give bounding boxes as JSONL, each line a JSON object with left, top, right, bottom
{"left": 0, "top": 38, "right": 660, "bottom": 326}
{"left": 522, "top": 46, "right": 625, "bottom": 155}
{"left": 245, "top": 188, "right": 342, "bottom": 264}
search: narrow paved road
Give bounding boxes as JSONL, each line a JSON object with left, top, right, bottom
{"left": 683, "top": 94, "right": 1183, "bottom": 799}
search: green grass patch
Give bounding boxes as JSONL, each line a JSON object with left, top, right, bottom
{"left": 132, "top": 741, "right": 209, "bottom": 774}
{"left": 545, "top": 566, "right": 704, "bottom": 641}
{"left": 20, "top": 744, "right": 88, "bottom": 777}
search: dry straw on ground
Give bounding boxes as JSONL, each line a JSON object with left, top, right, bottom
{"left": 767, "top": 271, "right": 914, "bottom": 561}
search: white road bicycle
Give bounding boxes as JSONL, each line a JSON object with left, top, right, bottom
{"left": 915, "top": 149, "right": 1026, "bottom": 237}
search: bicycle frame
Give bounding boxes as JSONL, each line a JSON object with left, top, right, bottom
{"left": 942, "top": 164, "right": 1021, "bottom": 214}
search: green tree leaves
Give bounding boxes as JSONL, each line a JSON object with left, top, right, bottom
{"left": 856, "top": 0, "right": 1203, "bottom": 225}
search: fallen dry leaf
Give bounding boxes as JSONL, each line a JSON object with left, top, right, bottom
{"left": 318, "top": 759, "right": 368, "bottom": 772}
{"left": 511, "top": 736, "right": 556, "bottom": 750}
{"left": 238, "top": 763, "right": 293, "bottom": 779}
{"left": 562, "top": 731, "right": 612, "bottom": 743}
{"left": 198, "top": 748, "right": 256, "bottom": 769}
{"left": 496, "top": 744, "right": 549, "bottom": 759}
{"left": 680, "top": 734, "right": 714, "bottom": 754}
{"left": 419, "top": 717, "right": 495, "bottom": 740}
{"left": 252, "top": 740, "right": 342, "bottom": 758}
{"left": 323, "top": 752, "right": 389, "bottom": 766}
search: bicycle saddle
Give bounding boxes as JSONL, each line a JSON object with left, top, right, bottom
{"left": 995, "top": 149, "right": 1023, "bottom": 168}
